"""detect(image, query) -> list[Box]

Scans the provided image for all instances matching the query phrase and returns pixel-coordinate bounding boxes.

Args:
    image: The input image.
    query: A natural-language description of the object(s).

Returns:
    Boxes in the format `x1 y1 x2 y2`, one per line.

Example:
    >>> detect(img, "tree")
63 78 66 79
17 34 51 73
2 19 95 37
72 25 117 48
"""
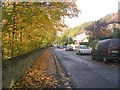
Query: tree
2 2 79 60
111 28 120 38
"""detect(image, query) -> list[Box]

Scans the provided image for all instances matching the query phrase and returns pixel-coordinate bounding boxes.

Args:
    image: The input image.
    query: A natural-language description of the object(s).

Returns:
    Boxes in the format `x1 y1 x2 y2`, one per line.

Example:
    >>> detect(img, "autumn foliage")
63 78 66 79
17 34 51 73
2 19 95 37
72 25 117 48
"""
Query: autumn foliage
2 2 79 60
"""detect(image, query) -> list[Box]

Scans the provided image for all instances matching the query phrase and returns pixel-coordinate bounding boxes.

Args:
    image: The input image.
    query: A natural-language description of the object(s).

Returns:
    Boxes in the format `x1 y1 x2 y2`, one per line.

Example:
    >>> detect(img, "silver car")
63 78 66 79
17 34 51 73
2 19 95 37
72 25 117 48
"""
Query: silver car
76 45 91 55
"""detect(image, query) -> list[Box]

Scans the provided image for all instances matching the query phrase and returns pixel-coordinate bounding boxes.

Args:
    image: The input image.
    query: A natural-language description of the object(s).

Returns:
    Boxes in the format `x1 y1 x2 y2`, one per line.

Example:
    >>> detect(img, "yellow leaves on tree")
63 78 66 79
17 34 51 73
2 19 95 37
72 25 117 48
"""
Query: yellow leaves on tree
2 2 80 60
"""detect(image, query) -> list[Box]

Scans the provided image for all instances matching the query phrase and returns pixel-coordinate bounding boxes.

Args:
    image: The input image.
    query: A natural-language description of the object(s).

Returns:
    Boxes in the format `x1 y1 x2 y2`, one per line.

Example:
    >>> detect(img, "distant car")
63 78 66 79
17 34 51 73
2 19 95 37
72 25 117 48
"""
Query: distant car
76 45 91 55
57 45 60 48
59 45 64 49
65 45 73 51
91 38 120 62
57 45 64 49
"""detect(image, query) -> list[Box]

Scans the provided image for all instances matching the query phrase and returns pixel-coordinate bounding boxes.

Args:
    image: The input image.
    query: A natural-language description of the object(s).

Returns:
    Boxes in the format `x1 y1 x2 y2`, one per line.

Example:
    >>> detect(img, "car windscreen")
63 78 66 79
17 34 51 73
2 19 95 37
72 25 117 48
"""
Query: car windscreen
67 46 72 48
109 39 120 50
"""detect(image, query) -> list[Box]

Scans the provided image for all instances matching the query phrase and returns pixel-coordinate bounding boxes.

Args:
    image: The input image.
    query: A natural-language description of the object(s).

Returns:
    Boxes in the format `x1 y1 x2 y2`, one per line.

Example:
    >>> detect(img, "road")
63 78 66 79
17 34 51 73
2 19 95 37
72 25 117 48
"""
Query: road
53 48 118 88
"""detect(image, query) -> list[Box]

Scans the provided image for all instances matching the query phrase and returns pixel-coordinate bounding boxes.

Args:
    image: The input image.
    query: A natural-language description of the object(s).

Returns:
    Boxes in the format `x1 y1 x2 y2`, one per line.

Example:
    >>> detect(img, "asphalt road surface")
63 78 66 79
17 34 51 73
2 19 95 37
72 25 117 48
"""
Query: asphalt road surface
53 48 118 88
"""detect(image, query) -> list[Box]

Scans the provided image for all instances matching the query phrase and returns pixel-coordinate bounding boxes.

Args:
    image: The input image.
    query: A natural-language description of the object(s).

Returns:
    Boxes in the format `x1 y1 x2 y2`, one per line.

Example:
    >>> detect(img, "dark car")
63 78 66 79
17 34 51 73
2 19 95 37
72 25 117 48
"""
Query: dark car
65 45 73 51
57 45 64 49
59 45 64 49
91 38 120 62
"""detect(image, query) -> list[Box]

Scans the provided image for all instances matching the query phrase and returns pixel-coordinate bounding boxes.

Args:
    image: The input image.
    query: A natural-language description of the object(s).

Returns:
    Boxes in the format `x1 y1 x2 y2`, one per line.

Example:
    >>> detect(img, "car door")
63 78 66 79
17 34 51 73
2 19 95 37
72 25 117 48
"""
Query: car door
92 43 99 59
109 39 120 58
92 42 104 59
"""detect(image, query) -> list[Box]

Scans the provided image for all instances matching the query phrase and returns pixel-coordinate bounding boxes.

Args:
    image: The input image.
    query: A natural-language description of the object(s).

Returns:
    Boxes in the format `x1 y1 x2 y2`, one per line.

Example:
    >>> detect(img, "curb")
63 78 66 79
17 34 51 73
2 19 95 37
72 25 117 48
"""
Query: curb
52 51 73 89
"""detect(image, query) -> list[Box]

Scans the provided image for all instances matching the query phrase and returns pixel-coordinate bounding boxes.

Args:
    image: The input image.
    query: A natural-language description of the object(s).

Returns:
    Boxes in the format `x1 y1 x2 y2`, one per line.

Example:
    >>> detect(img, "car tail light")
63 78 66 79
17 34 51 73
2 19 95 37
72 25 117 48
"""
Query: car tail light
108 49 111 55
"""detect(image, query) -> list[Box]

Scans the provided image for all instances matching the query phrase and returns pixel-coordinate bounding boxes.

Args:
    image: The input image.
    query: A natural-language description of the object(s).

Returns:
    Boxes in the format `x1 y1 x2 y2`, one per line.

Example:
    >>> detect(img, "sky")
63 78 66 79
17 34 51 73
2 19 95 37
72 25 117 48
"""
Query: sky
64 0 120 28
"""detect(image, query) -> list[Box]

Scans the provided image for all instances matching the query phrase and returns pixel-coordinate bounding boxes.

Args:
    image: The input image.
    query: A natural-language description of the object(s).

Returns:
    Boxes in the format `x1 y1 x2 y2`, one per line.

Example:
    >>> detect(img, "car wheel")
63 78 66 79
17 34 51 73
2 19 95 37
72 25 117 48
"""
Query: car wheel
76 51 78 54
103 58 108 63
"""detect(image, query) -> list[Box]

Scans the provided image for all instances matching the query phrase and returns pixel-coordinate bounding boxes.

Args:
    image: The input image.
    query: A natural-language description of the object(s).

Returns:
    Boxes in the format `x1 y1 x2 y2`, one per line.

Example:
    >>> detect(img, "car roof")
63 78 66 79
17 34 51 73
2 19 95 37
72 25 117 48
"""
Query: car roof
79 45 87 46
99 39 111 43
99 38 120 44
67 45 72 47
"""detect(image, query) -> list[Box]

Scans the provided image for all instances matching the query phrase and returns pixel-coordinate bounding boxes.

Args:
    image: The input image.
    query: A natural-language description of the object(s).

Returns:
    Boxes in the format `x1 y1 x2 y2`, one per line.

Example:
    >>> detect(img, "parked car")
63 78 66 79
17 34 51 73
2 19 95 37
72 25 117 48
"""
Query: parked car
59 45 64 49
57 45 60 48
76 45 91 55
91 38 120 62
57 45 64 49
65 45 73 51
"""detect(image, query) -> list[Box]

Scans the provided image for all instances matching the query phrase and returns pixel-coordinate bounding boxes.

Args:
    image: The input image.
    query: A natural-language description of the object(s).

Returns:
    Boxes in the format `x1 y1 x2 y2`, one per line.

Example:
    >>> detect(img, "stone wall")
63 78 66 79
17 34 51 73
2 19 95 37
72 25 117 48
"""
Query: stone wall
2 48 44 88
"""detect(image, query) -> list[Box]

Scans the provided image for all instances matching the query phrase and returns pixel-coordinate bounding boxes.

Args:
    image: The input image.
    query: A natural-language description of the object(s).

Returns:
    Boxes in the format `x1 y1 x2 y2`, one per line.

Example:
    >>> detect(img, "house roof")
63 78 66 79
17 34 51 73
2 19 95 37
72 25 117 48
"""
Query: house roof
107 13 119 24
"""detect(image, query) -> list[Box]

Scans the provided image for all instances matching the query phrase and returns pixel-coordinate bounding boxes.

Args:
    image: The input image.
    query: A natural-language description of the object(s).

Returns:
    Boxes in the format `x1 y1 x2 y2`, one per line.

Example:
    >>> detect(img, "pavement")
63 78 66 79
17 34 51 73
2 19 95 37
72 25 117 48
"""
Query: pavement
12 48 71 89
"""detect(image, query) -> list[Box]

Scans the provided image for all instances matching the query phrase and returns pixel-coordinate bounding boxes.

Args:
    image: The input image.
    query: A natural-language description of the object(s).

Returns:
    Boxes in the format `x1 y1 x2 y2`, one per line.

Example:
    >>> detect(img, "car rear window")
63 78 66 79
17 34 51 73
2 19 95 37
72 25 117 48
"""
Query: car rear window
109 39 120 50
97 40 111 50
67 46 72 48
79 45 88 49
